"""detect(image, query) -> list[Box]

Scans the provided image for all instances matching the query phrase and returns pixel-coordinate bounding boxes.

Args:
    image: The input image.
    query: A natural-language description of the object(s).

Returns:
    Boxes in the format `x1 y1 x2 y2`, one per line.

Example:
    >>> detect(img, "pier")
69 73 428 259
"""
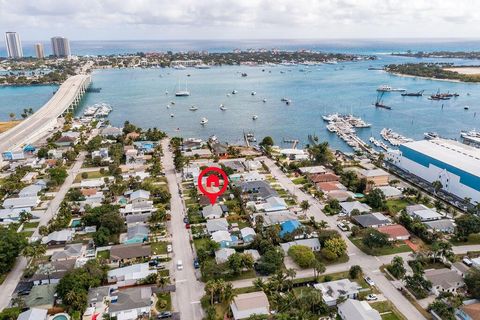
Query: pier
0 74 91 153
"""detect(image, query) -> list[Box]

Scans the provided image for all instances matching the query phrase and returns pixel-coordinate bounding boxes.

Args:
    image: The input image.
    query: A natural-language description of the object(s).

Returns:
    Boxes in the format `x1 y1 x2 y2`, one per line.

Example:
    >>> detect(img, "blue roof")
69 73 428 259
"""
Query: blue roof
23 145 35 152
279 220 301 237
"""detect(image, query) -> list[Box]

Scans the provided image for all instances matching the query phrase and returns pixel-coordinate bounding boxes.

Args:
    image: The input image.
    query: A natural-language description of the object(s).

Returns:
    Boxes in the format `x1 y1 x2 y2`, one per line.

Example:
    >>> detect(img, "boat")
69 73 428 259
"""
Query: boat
381 128 413 146
252 115 258 120
322 113 339 121
286 99 291 105
241 73 248 77
374 92 391 110
175 80 190 96
308 134 319 144
195 64 210 69
173 64 186 70
166 105 171 109
263 99 267 103
246 132 256 142
165 90 169 95
424 132 439 140
189 106 198 111
170 101 175 105
170 114 174 118
281 97 289 102
401 90 424 97
232 90 238 94
464 106 470 110
251 91 256 96
377 85 406 92
200 117 208 125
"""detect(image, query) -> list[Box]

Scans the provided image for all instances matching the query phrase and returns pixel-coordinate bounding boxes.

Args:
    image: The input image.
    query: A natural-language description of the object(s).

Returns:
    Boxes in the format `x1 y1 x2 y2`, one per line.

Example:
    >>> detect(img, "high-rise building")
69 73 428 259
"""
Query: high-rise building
34 43 45 59
51 36 71 57
5 32 23 59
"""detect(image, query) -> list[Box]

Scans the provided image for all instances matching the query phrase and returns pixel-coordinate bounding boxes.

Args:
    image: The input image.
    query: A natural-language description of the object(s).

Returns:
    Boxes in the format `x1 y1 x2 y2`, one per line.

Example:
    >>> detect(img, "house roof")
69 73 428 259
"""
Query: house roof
126 213 151 224
108 263 155 281
51 243 83 261
424 268 464 289
317 182 342 192
206 218 229 233
240 181 278 199
230 291 270 320
340 201 372 214
211 230 232 243
279 220 301 237
352 212 390 228
25 284 57 308
375 186 402 198
424 219 455 231
378 224 410 239
109 286 152 313
110 244 152 260
42 229 74 244
244 249 261 261
127 224 149 239
252 210 298 227
280 238 321 252
460 302 480 320
298 166 326 174
81 188 99 196
17 308 48 320
3 196 38 208
338 299 381 320
308 173 339 183
215 248 235 263
19 185 42 197
202 204 223 218
130 189 150 201
407 204 442 220
314 279 360 303
359 168 388 178
240 227 256 238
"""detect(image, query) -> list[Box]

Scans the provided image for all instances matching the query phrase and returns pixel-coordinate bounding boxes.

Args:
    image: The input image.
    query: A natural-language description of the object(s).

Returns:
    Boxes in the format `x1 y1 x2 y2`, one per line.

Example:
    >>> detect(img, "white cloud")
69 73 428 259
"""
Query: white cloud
1 0 480 39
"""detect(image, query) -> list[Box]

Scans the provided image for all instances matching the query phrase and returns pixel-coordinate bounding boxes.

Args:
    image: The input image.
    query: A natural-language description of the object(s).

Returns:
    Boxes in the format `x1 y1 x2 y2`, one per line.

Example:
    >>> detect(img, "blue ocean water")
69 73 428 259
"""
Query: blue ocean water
1 40 480 151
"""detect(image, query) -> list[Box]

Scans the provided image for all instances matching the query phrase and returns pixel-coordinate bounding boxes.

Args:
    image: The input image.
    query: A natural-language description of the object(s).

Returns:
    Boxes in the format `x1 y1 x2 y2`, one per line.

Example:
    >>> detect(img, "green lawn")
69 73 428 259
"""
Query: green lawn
292 176 307 185
159 269 170 277
223 270 257 281
74 170 105 182
315 253 349 266
349 237 412 256
371 301 406 320
23 221 39 229
151 241 169 255
18 231 34 238
451 234 480 246
156 292 172 311
97 250 110 260
386 198 412 214
193 238 210 251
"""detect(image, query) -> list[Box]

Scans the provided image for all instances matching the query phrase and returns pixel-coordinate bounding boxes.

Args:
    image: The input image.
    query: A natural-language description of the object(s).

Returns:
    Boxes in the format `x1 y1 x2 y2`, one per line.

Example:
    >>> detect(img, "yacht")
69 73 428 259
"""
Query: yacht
173 64 186 70
424 132 439 140
220 104 227 111
464 106 470 110
195 64 210 69
232 90 238 94
175 81 190 96
170 114 174 118
322 113 339 121
252 115 258 120
377 85 406 92
189 105 198 111
201 117 208 125
166 105 171 109
251 91 256 96
263 99 267 103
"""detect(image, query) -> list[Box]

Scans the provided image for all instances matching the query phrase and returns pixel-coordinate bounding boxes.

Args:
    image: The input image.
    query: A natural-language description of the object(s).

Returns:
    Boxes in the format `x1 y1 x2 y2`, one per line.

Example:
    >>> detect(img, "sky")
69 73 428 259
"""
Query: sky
1 0 480 40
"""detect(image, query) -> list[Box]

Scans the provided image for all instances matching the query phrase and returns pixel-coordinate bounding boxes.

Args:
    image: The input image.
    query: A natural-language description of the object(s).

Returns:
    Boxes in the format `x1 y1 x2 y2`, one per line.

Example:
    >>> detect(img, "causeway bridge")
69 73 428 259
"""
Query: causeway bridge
0 74 91 154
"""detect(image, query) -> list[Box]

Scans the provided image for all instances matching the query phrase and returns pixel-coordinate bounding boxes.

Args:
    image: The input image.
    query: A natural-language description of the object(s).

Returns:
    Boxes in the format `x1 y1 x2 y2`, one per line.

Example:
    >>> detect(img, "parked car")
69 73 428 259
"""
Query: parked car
183 217 189 224
194 259 200 269
364 276 375 286
157 311 172 319
366 294 378 301
337 222 349 232
463 257 473 266
177 260 183 270
167 244 173 253
185 223 191 229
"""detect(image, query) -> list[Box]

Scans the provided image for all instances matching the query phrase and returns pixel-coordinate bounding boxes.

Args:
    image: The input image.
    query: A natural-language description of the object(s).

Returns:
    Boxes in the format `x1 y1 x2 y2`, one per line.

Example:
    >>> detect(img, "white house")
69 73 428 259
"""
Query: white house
424 268 465 296
206 218 229 234
109 286 153 320
107 263 156 287
17 308 48 320
338 299 381 320
406 204 442 221
230 291 270 320
339 201 371 216
3 196 39 209
280 238 321 252
202 204 223 219
314 279 360 306
215 248 236 264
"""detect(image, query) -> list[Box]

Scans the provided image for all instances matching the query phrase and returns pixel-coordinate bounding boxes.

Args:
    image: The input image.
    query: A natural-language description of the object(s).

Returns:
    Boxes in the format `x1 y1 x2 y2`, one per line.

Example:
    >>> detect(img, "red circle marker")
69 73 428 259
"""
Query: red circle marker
198 167 229 205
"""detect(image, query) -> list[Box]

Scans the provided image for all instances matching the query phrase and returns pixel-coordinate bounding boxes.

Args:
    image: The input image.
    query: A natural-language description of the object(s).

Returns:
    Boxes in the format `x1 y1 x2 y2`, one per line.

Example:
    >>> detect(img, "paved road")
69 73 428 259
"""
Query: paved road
0 75 90 153
161 139 204 320
260 157 427 320
0 152 86 310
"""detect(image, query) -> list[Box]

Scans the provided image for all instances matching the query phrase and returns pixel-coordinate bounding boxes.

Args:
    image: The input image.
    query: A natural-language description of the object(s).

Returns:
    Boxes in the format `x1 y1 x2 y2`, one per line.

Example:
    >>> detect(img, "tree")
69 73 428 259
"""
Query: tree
465 268 480 299
9 113 15 121
387 256 406 279
455 214 480 240
349 265 363 279
0 226 26 273
300 200 310 213
312 260 326 279
48 167 68 186
93 227 111 246
428 300 455 320
365 188 387 210
432 180 443 194
227 253 244 275
259 136 274 148
288 245 316 268
256 248 284 275
22 241 47 261
308 142 333 165
323 237 347 258
362 228 390 249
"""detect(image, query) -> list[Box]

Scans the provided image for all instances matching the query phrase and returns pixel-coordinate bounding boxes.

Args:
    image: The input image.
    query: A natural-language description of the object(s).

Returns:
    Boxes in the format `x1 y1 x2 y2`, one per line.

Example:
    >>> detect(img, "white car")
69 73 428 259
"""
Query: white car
364 276 375 286
366 294 378 301
167 245 173 253
177 260 183 270
337 222 349 232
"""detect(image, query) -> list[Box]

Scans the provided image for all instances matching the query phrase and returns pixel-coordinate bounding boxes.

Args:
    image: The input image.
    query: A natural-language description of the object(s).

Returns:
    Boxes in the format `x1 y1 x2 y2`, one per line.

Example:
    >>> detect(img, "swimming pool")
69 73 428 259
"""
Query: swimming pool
70 218 81 227
51 313 70 320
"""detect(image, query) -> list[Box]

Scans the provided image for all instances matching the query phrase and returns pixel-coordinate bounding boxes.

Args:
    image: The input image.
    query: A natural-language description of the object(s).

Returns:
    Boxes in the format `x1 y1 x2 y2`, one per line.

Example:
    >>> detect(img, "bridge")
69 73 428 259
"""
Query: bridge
0 74 91 154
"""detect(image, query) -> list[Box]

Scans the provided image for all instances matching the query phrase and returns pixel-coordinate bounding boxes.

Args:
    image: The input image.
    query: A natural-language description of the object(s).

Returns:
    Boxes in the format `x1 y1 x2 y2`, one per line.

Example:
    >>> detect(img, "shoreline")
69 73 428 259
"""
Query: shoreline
388 72 465 83
0 120 22 133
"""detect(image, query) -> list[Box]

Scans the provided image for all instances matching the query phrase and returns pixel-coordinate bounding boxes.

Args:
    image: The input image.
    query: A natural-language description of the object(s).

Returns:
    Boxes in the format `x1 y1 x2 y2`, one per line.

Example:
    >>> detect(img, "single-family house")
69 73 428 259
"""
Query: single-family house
254 196 287 212
206 218 229 234
455 302 480 320
221 160 245 172
211 230 237 248
244 249 261 262
230 291 270 320
406 204 442 221
375 186 402 199
110 244 152 265
279 148 308 161
25 284 57 310
452 262 471 278
30 259 76 285
124 224 149 244
215 248 236 264
424 219 456 233
252 210 298 227
20 172 38 184
244 160 262 171
51 243 83 261
338 299 381 320
313 279 360 306
202 204 224 219
377 224 410 241
109 286 153 320
352 212 390 228
340 201 371 216
327 190 356 202
107 263 156 287
280 238 321 252
81 178 106 188
3 196 39 209
19 185 43 198
299 166 326 175
358 168 389 190
308 173 339 184
241 181 278 201
91 148 110 162
100 126 123 137
240 227 256 243
424 268 465 296
42 229 74 245
279 220 302 238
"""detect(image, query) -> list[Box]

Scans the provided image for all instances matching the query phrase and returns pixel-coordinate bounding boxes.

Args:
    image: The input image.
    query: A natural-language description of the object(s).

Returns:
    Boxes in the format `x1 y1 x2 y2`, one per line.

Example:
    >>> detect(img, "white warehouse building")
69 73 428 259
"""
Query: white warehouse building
387 139 480 203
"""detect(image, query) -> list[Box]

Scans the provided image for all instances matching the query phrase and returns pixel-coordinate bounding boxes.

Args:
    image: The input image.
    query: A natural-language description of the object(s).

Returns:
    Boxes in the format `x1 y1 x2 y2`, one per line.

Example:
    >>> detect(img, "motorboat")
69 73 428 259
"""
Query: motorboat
201 117 208 125
251 91 256 96
252 115 258 120
189 106 198 111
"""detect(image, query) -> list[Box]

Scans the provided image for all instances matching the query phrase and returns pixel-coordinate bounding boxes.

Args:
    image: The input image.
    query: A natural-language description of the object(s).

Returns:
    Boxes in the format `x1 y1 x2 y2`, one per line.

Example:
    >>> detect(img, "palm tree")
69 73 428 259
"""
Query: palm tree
22 242 47 261
312 260 326 279
432 180 443 194
300 200 310 213
204 280 217 305
156 273 170 289
317 220 329 230
9 113 15 121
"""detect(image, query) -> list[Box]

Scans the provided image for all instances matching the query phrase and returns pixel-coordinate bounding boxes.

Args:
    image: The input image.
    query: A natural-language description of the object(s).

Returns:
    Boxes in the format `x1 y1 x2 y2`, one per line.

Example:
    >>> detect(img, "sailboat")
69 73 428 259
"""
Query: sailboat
175 80 190 96
374 92 391 110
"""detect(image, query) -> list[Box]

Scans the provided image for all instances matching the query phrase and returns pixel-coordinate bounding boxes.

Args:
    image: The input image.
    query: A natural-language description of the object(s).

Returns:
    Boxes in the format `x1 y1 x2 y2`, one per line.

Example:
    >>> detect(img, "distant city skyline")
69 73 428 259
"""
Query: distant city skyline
1 0 480 41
